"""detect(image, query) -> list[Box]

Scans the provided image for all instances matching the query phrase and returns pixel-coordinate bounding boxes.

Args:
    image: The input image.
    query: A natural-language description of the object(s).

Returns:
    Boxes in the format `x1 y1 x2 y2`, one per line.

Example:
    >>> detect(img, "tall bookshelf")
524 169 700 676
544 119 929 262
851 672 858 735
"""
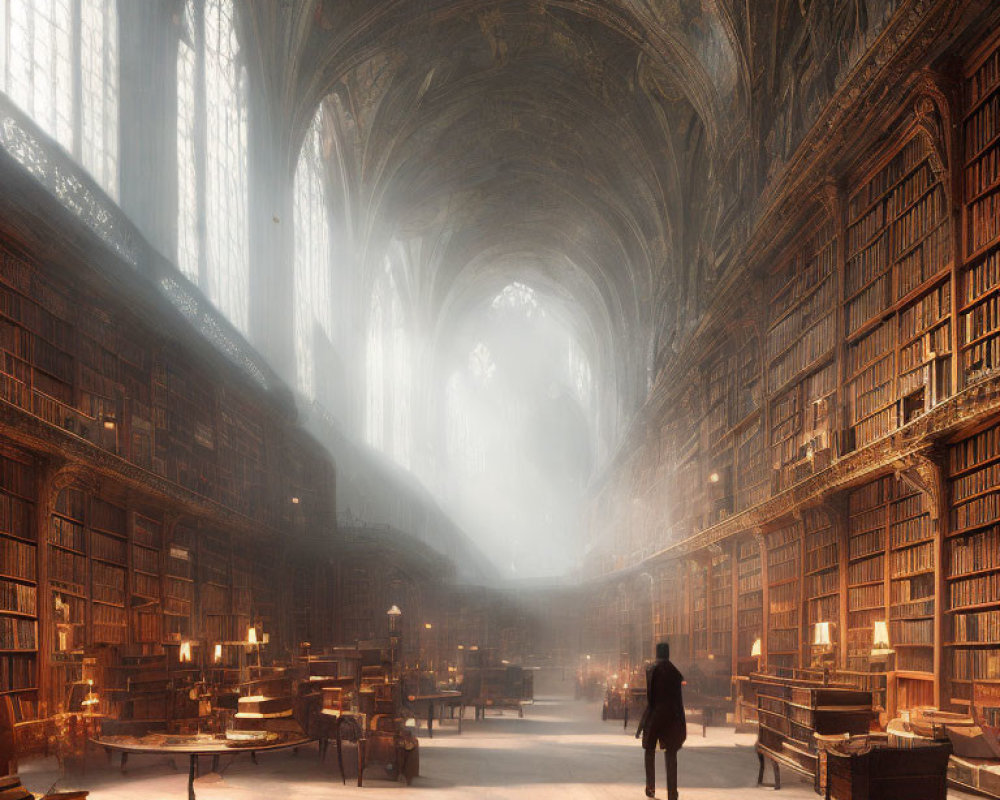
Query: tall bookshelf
766 220 838 493
89 497 128 645
0 448 37 720
735 417 769 511
846 477 889 669
887 482 935 674
948 422 1000 707
49 488 87 655
709 552 732 661
131 512 162 647
736 539 763 662
844 132 953 450
163 525 194 642
199 528 235 643
690 563 708 659
765 522 802 669
962 32 1000 383
803 508 839 660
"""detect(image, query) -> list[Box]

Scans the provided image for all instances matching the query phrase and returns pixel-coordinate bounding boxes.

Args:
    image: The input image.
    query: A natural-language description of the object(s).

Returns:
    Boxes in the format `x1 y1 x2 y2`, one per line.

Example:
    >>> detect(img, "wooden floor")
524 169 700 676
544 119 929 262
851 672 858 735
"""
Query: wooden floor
18 696 980 800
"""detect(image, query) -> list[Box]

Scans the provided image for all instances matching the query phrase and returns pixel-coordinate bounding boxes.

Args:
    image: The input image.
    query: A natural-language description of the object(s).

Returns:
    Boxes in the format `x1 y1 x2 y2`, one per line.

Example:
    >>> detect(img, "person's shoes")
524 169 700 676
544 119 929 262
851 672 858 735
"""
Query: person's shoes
645 789 655 798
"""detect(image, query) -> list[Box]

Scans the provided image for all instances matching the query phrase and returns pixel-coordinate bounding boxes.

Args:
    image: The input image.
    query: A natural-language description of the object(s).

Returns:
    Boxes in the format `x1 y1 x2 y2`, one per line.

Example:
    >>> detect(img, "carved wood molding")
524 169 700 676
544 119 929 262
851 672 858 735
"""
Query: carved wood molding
892 445 948 520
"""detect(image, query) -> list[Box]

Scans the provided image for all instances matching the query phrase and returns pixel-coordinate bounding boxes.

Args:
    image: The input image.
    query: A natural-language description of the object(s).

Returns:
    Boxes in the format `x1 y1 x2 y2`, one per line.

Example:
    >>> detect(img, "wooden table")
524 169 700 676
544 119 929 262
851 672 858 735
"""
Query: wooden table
404 692 464 738
91 734 313 800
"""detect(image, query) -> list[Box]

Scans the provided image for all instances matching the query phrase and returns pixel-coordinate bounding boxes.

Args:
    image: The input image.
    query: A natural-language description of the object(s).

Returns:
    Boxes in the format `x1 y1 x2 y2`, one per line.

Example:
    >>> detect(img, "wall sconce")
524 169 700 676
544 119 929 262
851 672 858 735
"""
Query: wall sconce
102 416 116 431
750 638 762 658
386 604 402 633
469 645 479 651
290 496 300 504
213 643 223 663
424 623 433 630
261 632 269 644
247 626 258 645
179 641 192 663
708 472 720 484
457 645 464 650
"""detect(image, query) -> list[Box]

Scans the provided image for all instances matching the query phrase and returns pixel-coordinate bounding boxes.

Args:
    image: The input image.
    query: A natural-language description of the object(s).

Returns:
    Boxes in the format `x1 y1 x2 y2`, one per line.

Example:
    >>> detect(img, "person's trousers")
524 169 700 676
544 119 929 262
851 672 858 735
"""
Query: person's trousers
644 747 678 800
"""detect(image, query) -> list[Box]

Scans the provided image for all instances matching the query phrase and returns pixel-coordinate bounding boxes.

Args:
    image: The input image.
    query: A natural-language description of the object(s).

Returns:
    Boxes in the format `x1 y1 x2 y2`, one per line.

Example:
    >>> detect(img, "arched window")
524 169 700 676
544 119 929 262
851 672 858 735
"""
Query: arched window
293 106 332 399
365 249 411 468
176 0 248 333
1 0 118 197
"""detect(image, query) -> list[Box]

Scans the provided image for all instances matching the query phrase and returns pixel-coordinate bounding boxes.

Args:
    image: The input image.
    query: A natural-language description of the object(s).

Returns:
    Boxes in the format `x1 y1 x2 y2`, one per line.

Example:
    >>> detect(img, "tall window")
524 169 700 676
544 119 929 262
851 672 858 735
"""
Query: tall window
1 0 118 198
365 249 412 468
177 0 248 334
293 106 332 399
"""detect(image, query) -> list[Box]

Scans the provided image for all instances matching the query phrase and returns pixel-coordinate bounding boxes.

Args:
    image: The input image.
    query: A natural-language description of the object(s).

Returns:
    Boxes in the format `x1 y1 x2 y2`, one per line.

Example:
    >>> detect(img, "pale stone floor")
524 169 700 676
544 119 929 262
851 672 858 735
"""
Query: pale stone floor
19 697 980 799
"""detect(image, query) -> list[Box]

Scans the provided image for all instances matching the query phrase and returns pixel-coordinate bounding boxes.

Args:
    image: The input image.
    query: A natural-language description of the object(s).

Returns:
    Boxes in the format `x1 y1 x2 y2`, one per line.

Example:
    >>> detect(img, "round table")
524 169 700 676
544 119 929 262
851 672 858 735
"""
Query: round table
91 734 314 800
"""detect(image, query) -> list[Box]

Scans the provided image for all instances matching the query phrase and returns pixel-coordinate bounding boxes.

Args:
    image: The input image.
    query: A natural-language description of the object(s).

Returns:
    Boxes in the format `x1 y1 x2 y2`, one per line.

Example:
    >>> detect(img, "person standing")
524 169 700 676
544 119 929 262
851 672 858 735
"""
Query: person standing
636 642 686 799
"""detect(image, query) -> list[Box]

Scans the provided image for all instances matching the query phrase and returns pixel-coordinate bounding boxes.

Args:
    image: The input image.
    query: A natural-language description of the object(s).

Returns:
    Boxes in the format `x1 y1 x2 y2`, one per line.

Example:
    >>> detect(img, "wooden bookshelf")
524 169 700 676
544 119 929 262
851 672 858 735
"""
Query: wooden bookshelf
844 130 954 450
737 538 763 663
963 32 1000 386
846 477 889 669
765 523 802 669
803 507 839 660
709 551 732 661
766 220 838 493
948 421 1000 707
690 563 709 660
0 447 37 722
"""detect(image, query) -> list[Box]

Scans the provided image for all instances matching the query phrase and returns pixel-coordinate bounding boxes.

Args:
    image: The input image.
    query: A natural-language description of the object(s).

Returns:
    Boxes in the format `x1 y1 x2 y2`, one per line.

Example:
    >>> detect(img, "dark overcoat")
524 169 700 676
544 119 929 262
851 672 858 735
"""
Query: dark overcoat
640 659 686 751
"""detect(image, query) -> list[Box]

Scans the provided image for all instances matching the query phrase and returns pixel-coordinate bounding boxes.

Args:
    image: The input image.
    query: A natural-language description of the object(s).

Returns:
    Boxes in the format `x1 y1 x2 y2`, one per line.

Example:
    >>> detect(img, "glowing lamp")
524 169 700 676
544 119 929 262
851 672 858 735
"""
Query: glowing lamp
872 621 891 652
424 623 433 630
708 472 720 483
290 497 300 504
813 622 833 647
750 638 762 658
179 641 192 663
213 643 223 663
247 626 258 645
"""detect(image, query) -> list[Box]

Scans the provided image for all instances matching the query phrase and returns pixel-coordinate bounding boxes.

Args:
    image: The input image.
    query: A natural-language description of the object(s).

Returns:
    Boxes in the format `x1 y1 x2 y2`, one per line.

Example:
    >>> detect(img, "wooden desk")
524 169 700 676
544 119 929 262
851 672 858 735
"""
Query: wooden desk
403 692 464 737
92 733 312 800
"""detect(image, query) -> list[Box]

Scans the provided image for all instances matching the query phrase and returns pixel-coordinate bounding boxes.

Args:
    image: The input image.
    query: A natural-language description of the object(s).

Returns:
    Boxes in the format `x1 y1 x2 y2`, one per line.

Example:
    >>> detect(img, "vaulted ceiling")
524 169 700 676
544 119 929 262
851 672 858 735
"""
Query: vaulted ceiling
238 0 901 446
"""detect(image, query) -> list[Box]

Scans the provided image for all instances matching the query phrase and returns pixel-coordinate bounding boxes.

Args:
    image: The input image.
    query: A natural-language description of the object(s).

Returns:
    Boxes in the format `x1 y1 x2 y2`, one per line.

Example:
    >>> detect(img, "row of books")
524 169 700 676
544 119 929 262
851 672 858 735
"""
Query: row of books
768 313 835 392
848 553 884 585
848 526 885 559
132 570 159 598
949 570 1000 608
846 254 888 329
846 362 894 420
900 282 951 341
954 608 1000 642
953 464 1000 505
808 594 839 625
0 536 36 581
847 162 937 255
0 579 35 615
806 543 838 573
849 476 892 514
766 275 836 363
951 424 1000 474
968 189 1000 254
48 548 85 590
92 562 125 605
93 602 126 627
90 497 126 535
952 490 1000 532
806 569 839 597
849 137 928 220
891 490 927 521
50 515 84 551
768 223 837 315
961 291 1000 343
952 648 1000 680
848 321 894 376
768 557 799 584
0 492 33 541
969 48 1000 108
849 583 884 611
0 653 34 690
892 571 935 603
890 618 933 645
962 335 1000 377
967 250 1000 309
966 140 1000 203
890 597 935 619
950 525 1000 576
0 616 35 648
889 189 947 260
133 514 162 549
966 90 1000 160
890 515 934 548
895 224 952 303
768 629 798 652
889 541 935 576
134 610 161 643
769 583 799 613
851 403 897 447
91 530 127 564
